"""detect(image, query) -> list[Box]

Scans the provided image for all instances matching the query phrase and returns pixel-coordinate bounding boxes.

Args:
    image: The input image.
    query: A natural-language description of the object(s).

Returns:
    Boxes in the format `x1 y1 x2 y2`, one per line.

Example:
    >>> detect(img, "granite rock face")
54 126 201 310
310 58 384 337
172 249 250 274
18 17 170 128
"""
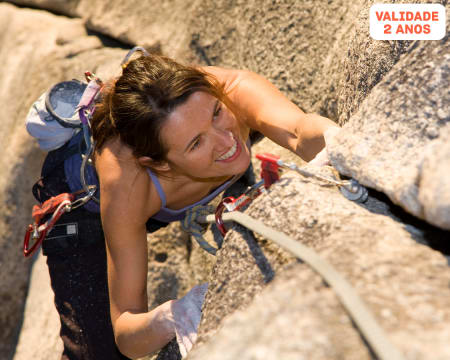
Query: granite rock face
1 1 449 360
6 0 442 119
181 0 368 117
12 254 63 360
189 173 450 360
418 124 450 230
146 222 215 311
6 0 200 59
6 0 80 17
0 4 124 358
328 33 450 229
144 222 215 360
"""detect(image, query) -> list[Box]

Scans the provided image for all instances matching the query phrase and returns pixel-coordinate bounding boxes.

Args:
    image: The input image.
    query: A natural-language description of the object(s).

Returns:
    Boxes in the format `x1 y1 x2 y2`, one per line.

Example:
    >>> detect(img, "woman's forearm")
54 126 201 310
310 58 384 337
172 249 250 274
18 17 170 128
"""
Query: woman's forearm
114 300 175 359
294 113 340 162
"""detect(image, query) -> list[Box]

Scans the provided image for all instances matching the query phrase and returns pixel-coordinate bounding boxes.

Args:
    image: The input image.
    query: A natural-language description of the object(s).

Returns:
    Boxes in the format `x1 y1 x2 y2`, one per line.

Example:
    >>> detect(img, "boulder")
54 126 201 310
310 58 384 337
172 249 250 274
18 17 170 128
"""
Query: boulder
328 32 450 229
5 0 199 59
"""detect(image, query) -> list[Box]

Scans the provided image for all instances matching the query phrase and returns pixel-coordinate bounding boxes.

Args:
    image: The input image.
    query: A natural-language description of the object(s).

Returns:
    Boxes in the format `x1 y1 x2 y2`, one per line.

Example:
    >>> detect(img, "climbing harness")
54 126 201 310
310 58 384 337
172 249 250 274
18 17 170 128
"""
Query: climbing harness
23 46 152 257
183 156 404 360
23 73 102 257
23 46 157 257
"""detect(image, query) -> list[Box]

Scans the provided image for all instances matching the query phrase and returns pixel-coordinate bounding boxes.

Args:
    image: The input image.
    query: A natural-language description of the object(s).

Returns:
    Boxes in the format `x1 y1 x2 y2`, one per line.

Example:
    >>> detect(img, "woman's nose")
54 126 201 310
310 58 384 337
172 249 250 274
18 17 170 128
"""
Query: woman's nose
213 129 234 151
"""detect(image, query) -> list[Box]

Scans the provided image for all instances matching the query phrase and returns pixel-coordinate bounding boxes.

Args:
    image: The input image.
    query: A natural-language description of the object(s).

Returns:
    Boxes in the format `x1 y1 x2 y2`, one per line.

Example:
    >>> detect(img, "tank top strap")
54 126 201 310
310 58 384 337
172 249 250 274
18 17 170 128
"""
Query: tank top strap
146 168 167 207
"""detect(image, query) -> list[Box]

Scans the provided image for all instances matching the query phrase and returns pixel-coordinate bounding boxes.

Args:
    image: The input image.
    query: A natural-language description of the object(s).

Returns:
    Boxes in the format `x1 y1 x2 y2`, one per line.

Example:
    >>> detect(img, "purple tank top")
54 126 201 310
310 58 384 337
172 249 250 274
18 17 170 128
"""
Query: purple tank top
147 169 240 222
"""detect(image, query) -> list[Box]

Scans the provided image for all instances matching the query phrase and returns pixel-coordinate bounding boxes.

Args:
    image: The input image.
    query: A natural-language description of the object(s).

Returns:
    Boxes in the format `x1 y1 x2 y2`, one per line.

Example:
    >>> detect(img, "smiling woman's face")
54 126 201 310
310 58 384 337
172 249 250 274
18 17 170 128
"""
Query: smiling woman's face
160 91 251 180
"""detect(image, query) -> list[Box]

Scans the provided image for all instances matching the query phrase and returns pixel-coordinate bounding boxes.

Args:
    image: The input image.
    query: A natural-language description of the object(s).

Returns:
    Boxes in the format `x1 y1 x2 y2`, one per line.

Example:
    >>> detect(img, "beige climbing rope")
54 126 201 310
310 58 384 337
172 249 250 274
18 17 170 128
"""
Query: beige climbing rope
197 211 405 360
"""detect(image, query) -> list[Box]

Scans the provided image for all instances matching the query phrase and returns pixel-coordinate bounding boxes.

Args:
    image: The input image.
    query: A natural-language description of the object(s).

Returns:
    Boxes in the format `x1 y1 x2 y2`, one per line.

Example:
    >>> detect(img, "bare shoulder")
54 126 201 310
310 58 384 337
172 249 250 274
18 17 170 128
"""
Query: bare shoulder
95 139 162 225
199 66 248 94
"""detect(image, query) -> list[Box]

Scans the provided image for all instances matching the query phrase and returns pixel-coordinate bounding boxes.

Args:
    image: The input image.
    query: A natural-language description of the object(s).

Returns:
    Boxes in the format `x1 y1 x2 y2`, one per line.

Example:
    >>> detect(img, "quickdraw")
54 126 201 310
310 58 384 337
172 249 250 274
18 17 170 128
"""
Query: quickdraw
214 152 368 236
23 193 74 257
23 187 97 257
215 180 265 236
214 153 281 235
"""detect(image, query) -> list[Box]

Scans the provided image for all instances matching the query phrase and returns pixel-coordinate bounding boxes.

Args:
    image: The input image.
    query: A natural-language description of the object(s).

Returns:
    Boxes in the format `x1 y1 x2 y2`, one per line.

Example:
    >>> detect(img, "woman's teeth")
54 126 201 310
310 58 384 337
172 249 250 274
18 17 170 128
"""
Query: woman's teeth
217 138 237 161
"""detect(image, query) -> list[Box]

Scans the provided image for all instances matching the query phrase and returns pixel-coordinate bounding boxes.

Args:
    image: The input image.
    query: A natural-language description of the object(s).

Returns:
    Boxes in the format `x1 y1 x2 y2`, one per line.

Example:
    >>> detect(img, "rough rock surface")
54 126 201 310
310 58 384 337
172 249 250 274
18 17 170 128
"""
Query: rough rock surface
189 173 450 360
140 222 215 360
13 253 63 360
6 0 199 59
6 0 80 17
0 3 124 358
6 0 442 118
1 1 449 360
328 33 450 229
146 221 215 313
418 124 450 230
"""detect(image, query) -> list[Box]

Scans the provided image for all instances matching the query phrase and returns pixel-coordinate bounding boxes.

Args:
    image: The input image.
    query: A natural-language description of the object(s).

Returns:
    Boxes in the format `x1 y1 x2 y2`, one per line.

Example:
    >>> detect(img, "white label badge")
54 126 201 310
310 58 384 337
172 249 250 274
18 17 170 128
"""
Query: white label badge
370 3 446 40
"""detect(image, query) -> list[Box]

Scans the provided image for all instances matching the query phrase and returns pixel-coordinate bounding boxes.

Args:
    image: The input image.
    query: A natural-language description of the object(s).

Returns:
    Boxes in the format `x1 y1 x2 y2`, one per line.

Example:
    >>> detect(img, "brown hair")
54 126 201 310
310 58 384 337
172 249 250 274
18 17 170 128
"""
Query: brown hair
91 53 227 169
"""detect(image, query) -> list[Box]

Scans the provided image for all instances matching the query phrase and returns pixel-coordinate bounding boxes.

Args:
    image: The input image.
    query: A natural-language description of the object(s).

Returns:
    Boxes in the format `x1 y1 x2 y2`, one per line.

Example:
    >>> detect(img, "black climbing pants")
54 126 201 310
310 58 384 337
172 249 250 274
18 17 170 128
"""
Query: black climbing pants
45 220 127 360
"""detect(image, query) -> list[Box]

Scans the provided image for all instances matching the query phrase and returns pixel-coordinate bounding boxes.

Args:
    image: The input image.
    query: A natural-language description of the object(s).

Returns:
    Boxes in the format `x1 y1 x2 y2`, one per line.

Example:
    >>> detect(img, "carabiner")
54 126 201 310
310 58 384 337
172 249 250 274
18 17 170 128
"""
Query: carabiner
69 185 97 210
121 46 150 69
215 198 235 236
23 197 72 257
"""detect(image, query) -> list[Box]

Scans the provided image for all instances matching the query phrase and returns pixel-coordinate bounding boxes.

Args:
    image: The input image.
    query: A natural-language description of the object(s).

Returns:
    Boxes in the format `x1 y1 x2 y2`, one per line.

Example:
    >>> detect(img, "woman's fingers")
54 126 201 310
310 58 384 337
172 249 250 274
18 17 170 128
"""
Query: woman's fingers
323 126 341 144
189 283 208 310
308 147 330 166
171 283 209 357
309 126 341 166
174 313 197 358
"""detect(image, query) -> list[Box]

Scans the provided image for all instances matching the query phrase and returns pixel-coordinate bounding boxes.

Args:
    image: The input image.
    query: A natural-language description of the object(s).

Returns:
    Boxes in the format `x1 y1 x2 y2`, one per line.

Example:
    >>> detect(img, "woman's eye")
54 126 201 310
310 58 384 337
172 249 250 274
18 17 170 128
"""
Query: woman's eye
191 139 200 151
213 105 222 118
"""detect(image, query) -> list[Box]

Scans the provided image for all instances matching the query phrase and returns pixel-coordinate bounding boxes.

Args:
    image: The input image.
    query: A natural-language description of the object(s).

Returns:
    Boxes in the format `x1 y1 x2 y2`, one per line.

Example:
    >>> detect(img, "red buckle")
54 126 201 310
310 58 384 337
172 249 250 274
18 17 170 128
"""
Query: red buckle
255 153 281 188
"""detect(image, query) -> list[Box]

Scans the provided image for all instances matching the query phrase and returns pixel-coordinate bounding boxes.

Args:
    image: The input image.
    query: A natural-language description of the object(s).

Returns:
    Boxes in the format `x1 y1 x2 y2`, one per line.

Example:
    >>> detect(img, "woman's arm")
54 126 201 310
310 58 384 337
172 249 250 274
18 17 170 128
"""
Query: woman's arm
96 148 174 359
202 66 339 162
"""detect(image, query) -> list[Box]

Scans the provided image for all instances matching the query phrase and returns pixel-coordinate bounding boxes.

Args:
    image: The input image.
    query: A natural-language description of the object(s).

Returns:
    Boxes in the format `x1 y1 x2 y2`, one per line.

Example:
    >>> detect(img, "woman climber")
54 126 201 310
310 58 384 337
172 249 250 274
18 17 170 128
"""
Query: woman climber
37 51 339 359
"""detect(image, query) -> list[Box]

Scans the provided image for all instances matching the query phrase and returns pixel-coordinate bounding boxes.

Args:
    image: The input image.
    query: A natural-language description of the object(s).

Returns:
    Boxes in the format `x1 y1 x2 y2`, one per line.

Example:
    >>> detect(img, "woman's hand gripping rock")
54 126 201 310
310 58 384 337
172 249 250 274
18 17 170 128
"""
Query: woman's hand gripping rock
308 126 341 166
169 283 208 358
